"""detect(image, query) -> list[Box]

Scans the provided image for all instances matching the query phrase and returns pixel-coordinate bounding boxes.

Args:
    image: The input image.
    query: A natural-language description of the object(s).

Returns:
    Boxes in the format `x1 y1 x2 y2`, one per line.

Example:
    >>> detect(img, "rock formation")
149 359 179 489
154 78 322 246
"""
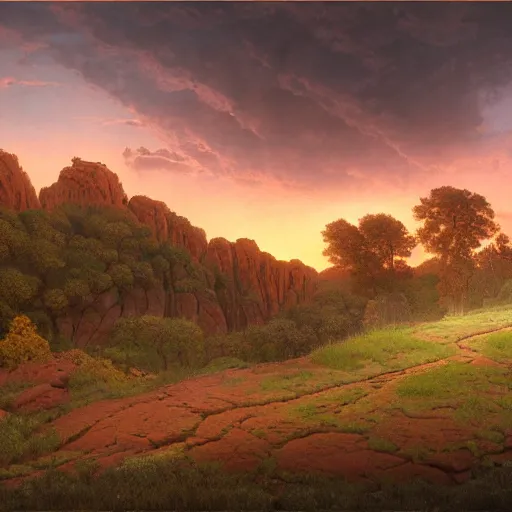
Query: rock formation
39 157 128 211
0 154 319 344
207 238 318 331
0 150 40 211
128 195 207 261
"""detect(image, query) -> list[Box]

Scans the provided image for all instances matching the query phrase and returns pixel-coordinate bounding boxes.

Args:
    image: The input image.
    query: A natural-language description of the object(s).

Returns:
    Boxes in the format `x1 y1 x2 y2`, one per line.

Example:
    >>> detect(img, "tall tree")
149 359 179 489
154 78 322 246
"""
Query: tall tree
358 214 416 271
413 186 499 314
322 214 416 297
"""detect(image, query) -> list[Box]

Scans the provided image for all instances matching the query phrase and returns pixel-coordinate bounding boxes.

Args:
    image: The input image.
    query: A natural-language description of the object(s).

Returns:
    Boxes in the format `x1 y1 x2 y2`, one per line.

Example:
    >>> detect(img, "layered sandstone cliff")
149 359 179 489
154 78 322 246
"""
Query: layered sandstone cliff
0 150 40 211
0 154 318 344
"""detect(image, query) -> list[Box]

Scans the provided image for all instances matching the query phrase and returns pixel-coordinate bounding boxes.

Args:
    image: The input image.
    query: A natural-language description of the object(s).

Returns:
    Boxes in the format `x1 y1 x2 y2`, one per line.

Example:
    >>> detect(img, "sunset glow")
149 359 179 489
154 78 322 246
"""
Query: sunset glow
2 2 512 270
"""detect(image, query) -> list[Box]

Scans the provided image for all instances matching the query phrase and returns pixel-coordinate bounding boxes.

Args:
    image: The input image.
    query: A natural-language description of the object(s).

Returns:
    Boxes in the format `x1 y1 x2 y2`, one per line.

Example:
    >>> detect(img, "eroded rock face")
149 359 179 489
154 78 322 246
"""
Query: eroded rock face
206 237 318 331
0 150 40 211
3 153 319 342
128 195 208 260
39 158 128 211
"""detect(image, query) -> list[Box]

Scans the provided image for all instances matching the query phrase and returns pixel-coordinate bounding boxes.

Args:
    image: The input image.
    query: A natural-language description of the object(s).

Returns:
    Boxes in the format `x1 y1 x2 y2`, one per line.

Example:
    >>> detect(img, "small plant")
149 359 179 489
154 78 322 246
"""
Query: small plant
367 437 399 453
0 315 51 369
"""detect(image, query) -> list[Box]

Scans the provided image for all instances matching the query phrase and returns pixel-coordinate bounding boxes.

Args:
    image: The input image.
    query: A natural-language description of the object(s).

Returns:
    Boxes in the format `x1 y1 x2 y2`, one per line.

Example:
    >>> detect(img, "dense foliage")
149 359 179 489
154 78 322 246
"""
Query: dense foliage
0 205 207 344
323 186 512 320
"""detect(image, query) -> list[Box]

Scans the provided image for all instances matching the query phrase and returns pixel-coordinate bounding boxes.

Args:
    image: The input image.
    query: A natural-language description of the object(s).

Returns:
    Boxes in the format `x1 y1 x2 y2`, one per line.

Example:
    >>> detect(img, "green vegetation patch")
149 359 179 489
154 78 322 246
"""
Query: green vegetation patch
367 437 399 453
260 371 315 393
466 329 512 363
0 380 34 411
257 369 358 398
287 387 371 431
413 304 512 344
5 454 512 511
311 328 454 372
0 413 61 466
394 362 512 425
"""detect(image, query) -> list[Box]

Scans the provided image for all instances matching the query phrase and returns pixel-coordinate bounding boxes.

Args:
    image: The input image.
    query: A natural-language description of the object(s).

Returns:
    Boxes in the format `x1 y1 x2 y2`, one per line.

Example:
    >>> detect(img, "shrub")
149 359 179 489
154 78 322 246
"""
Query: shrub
240 319 319 363
68 356 128 390
107 316 205 372
0 315 51 369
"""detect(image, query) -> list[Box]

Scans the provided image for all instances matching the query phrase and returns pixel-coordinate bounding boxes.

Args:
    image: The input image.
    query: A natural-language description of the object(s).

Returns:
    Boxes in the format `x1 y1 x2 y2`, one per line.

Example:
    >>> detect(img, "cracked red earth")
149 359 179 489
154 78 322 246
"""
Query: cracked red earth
1 328 512 489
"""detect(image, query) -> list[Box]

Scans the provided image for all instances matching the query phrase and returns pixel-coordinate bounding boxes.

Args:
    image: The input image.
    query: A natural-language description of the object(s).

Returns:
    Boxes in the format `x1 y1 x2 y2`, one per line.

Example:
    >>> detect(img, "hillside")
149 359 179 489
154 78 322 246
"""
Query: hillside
0 151 318 345
0 305 512 509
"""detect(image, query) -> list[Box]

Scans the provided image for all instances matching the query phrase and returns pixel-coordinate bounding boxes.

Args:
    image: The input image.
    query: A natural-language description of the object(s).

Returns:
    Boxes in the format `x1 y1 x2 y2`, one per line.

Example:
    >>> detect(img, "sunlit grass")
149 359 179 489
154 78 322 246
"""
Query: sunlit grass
393 362 512 425
413 304 512 343
311 328 455 372
466 330 512 363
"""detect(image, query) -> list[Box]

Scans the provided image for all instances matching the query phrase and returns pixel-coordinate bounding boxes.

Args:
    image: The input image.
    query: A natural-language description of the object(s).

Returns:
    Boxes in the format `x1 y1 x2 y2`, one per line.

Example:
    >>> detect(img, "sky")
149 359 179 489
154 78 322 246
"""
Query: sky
1 2 512 272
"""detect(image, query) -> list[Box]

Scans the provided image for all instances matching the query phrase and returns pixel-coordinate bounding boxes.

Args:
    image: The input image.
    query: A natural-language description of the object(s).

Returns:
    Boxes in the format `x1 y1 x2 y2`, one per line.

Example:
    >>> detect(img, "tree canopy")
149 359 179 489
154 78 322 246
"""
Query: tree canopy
322 213 416 297
412 186 499 314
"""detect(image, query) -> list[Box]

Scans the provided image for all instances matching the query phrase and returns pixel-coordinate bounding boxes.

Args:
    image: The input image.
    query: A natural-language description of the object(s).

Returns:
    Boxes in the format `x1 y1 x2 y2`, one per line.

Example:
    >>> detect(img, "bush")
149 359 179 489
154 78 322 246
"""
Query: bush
0 315 52 369
240 319 319 363
68 355 128 390
107 316 205 372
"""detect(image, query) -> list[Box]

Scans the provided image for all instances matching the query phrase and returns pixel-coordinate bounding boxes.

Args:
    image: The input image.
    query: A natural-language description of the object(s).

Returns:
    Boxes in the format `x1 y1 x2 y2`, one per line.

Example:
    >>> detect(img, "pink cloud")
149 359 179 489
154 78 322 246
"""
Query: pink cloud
0 76 60 88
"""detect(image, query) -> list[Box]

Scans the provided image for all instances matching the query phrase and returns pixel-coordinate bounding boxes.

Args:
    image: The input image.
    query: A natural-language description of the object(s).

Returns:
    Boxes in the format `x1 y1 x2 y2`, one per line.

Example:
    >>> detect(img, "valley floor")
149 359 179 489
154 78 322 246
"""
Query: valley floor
1 306 512 510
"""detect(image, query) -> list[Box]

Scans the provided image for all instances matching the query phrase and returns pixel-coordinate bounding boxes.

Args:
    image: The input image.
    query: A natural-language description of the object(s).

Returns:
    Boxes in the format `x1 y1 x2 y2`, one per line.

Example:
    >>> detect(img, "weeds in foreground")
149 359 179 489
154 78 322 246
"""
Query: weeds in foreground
0 414 60 467
2 456 512 511
0 381 33 411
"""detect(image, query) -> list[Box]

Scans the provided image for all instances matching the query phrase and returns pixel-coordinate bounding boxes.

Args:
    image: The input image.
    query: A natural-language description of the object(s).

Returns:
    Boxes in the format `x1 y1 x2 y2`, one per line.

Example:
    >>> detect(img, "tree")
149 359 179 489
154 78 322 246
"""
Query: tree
322 214 416 297
358 214 416 271
413 186 499 314
469 232 512 306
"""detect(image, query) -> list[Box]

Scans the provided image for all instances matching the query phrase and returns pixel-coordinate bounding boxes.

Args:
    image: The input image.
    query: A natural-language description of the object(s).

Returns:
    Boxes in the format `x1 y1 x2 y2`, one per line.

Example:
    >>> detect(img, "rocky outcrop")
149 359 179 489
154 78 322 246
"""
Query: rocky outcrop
206 238 318 331
0 154 319 342
39 158 128 211
0 150 40 211
128 195 207 261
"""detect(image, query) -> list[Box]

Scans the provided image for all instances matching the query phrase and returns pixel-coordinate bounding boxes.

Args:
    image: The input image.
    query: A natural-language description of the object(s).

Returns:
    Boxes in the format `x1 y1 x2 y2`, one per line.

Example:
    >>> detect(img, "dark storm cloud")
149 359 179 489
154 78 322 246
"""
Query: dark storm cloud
2 2 512 189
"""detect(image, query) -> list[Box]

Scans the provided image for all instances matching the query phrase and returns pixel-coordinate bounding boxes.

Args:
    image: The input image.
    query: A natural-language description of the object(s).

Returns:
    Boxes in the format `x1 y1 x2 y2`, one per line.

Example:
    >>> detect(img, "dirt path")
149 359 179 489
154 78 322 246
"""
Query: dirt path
3 325 512 488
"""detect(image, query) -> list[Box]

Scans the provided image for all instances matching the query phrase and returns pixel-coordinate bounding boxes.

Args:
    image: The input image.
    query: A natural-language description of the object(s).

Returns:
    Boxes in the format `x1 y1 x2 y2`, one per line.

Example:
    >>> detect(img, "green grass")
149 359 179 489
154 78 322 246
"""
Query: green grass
466 330 512 363
260 371 314 392
289 387 367 419
311 327 455 372
0 414 61 466
413 304 512 343
395 362 510 400
394 362 512 425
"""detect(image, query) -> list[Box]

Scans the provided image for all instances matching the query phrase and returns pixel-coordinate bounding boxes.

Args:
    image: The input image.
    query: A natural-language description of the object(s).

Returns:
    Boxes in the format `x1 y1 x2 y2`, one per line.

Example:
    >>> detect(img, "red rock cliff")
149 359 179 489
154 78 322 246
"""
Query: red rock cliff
206 237 318 331
39 158 128 211
128 195 207 261
5 155 318 341
0 150 40 211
